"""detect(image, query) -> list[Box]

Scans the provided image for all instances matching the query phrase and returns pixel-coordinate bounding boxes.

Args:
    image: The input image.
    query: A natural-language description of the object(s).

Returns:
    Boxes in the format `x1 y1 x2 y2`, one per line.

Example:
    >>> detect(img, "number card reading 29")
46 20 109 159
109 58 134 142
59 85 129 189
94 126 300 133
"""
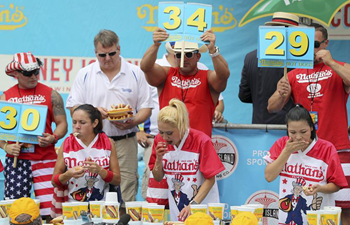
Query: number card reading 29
258 26 315 69
0 101 48 144
158 2 212 44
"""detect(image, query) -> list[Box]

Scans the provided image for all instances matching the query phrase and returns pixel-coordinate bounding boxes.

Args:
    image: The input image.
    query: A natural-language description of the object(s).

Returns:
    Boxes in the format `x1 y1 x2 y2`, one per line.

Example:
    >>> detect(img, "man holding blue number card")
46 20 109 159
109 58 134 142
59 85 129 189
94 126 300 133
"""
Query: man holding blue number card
141 28 230 137
268 24 350 225
0 52 68 219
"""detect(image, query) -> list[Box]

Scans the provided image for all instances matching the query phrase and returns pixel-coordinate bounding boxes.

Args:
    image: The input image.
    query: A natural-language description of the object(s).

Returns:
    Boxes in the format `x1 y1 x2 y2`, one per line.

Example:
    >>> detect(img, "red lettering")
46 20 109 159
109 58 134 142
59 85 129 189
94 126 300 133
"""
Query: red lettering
40 58 48 81
63 59 73 81
81 59 96 68
331 8 341 27
51 59 60 81
345 4 350 27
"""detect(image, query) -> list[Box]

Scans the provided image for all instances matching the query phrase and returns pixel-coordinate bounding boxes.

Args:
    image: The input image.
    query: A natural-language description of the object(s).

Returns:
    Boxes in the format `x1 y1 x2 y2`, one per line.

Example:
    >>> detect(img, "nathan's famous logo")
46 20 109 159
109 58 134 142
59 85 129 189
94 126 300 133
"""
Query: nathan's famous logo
212 135 238 180
246 190 279 225
137 4 237 32
0 3 27 30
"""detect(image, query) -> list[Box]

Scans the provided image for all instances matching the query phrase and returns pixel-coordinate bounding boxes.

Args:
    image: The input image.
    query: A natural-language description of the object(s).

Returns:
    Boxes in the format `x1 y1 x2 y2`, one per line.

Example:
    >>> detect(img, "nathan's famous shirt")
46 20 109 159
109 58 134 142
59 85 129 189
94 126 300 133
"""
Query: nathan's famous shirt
264 136 347 225
149 128 224 221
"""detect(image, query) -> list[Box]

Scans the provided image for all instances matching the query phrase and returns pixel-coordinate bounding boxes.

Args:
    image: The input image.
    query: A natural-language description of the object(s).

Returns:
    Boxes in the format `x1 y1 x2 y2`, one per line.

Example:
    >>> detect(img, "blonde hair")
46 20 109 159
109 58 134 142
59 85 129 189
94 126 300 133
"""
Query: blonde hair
158 98 189 137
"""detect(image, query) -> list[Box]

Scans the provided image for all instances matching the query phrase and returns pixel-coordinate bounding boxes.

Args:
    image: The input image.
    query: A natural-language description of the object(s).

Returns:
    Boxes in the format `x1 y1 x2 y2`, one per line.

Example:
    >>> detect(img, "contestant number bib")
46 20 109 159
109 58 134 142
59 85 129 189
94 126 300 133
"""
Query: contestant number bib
0 101 48 144
258 27 315 69
158 2 212 44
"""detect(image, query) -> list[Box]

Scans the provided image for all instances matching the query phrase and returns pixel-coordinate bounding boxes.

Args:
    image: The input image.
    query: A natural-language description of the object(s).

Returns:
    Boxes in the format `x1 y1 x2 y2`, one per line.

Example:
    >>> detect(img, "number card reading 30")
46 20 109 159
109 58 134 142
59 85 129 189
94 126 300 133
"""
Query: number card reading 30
158 2 212 44
0 101 48 144
258 26 315 69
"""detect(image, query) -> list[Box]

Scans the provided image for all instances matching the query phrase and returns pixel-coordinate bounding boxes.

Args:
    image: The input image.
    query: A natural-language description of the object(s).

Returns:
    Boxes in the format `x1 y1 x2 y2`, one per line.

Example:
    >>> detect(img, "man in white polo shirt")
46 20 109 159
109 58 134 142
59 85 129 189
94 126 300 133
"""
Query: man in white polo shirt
66 29 153 206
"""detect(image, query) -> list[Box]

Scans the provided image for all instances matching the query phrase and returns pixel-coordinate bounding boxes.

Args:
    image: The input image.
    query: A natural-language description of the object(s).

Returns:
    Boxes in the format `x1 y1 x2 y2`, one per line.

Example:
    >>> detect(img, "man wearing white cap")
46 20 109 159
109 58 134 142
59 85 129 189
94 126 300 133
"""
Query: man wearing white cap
0 52 68 218
239 12 297 124
141 29 230 137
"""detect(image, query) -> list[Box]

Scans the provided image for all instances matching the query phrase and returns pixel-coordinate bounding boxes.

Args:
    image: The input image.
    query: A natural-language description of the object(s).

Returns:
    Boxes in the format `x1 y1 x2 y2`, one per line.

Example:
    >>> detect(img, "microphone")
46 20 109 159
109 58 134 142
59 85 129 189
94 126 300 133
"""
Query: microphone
116 214 131 225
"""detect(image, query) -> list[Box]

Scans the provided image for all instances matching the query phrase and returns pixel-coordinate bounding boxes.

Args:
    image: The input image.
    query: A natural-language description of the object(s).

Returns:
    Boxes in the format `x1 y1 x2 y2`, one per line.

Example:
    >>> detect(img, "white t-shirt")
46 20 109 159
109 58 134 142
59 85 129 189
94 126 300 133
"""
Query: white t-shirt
66 57 153 136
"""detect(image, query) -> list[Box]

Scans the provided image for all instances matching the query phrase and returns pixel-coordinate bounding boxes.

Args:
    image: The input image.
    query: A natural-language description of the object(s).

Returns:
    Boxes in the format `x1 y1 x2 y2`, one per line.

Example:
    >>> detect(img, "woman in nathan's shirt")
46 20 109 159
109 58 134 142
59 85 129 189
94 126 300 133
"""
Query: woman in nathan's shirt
264 104 347 225
51 104 121 202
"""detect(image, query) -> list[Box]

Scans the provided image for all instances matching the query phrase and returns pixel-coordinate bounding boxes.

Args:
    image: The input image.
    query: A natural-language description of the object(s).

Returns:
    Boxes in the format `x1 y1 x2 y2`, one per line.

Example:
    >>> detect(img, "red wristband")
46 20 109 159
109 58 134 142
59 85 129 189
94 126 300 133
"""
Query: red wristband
53 134 58 144
103 170 114 183
53 174 64 187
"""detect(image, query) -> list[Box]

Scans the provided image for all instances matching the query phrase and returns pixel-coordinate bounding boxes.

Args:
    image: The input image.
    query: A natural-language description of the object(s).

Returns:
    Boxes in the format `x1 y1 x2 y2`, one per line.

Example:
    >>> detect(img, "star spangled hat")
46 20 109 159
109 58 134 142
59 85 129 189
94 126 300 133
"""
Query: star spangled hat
5 52 42 77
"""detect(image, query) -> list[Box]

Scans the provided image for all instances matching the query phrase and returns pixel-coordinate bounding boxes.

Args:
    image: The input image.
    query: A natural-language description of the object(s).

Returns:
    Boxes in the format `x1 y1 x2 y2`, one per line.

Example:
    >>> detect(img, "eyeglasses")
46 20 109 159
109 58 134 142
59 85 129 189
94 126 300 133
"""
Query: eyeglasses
314 40 326 48
97 51 117 58
175 51 199 59
19 69 40 77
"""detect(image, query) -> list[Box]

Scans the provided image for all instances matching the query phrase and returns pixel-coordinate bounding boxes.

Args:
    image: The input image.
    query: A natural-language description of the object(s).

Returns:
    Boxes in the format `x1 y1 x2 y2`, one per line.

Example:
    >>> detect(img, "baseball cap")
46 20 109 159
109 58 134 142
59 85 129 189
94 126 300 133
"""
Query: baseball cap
166 41 208 54
265 12 299 27
5 52 42 77
185 212 214 225
231 212 258 225
9 197 40 224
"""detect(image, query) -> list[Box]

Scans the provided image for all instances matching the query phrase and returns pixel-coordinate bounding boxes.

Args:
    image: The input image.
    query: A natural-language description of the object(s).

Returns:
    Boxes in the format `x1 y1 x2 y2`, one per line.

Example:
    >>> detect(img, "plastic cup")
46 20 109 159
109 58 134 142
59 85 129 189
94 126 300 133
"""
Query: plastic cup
142 202 157 222
208 203 225 221
77 202 88 219
89 201 104 220
320 210 338 225
103 201 119 223
190 204 207 215
126 201 142 224
237 206 255 214
62 202 79 220
244 204 264 222
307 210 322 225
230 206 239 221
323 206 341 225
63 220 77 225
148 204 165 223
105 192 119 202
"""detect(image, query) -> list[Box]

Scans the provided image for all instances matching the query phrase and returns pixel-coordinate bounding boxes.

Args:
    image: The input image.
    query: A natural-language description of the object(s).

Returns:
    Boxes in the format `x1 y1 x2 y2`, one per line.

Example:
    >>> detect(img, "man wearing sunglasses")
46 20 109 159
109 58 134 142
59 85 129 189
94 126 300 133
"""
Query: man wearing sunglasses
141 28 230 138
0 52 68 220
66 29 153 207
268 23 350 225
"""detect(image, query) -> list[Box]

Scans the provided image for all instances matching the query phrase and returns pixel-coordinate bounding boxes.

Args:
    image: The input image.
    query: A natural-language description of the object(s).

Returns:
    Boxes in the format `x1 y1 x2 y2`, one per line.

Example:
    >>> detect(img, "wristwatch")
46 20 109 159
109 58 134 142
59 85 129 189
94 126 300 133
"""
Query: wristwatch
209 46 220 58
190 200 198 205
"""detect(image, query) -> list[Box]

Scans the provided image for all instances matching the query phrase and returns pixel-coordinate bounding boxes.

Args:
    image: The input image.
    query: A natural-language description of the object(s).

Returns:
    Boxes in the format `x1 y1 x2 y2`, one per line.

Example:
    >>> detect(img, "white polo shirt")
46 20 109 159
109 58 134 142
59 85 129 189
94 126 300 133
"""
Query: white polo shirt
66 56 153 136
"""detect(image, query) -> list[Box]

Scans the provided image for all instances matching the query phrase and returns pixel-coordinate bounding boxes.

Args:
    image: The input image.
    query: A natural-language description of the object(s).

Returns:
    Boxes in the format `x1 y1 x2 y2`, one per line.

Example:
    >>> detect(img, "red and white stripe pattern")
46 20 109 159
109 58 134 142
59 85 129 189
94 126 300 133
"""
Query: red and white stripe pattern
31 159 56 216
5 52 39 75
50 186 69 218
146 172 169 206
335 150 350 208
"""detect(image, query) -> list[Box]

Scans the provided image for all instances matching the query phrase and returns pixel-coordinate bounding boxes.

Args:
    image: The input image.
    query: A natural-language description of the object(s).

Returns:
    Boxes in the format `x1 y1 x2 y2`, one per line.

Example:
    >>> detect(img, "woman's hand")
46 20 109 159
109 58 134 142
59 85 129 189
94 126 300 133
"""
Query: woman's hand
178 205 191 222
67 166 85 179
284 137 309 154
303 184 321 196
155 142 168 160
84 160 103 174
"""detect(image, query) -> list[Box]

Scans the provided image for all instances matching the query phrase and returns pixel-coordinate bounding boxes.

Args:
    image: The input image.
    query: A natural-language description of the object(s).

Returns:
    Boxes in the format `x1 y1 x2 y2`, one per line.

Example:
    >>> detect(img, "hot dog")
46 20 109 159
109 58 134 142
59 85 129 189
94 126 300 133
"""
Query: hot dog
105 205 118 219
128 208 141 221
0 205 7 218
73 210 79 220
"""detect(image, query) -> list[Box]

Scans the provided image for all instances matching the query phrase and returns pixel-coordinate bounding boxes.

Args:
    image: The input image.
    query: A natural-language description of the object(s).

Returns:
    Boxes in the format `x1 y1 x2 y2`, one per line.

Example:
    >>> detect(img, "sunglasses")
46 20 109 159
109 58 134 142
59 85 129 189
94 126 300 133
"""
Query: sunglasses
175 51 199 59
20 69 40 77
314 40 326 48
97 51 117 58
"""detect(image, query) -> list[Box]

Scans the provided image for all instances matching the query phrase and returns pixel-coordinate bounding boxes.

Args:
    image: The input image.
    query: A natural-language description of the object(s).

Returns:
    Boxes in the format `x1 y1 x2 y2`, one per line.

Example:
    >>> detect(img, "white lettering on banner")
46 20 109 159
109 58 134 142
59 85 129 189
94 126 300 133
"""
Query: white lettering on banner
7 94 46 104
247 150 268 166
282 163 325 181
0 54 141 94
170 76 201 89
329 4 350 40
295 70 333 83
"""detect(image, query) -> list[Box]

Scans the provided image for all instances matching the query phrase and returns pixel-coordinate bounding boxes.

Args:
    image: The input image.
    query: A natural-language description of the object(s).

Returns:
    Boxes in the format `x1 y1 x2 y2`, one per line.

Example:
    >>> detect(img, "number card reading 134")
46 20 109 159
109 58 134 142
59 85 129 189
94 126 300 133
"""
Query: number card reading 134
258 26 315 69
158 2 212 44
0 101 48 144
